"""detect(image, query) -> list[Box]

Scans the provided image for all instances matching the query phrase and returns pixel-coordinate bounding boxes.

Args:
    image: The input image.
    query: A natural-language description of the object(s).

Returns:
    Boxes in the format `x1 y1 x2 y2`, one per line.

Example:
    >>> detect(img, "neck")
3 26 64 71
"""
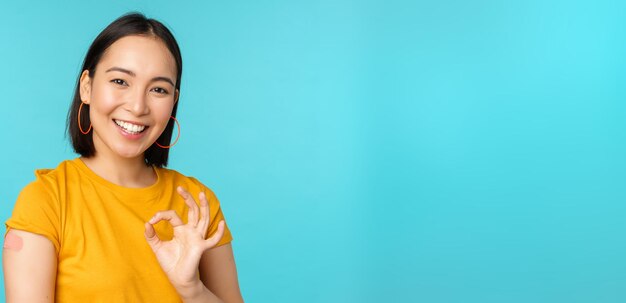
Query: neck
82 135 157 188
82 155 154 187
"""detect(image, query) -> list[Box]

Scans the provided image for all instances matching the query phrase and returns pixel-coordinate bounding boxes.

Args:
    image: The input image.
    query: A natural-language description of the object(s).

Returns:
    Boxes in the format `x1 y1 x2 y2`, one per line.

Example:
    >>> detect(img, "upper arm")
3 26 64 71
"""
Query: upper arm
3 229 57 303
199 243 244 303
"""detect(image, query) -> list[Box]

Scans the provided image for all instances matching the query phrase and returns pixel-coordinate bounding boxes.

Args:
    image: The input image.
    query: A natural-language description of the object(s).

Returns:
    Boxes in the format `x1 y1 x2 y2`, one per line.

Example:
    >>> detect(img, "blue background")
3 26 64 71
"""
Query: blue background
1 1 625 302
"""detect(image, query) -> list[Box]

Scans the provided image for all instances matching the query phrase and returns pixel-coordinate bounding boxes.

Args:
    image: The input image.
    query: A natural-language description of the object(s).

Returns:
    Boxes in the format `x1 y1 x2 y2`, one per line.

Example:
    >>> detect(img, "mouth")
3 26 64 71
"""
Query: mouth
113 119 149 135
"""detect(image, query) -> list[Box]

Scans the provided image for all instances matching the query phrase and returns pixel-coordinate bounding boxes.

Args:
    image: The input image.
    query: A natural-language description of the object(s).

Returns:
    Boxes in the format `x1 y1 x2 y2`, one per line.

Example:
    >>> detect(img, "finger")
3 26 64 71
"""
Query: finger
178 186 199 227
144 222 162 249
198 191 210 234
178 187 198 226
149 210 184 227
203 220 225 250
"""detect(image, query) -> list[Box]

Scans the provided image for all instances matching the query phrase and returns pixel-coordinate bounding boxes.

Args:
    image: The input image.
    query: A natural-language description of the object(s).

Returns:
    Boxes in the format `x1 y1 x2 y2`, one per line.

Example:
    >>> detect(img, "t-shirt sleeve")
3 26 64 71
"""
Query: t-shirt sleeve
204 188 233 247
5 180 61 253
190 178 233 247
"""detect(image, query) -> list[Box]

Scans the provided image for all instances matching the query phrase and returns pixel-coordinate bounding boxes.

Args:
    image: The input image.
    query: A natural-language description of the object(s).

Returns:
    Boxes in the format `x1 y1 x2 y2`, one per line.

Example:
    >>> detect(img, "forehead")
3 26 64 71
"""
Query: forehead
97 35 177 78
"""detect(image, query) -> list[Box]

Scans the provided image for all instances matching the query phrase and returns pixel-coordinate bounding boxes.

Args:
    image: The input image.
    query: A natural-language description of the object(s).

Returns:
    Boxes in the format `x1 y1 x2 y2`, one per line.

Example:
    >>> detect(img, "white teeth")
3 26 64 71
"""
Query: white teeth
114 119 146 134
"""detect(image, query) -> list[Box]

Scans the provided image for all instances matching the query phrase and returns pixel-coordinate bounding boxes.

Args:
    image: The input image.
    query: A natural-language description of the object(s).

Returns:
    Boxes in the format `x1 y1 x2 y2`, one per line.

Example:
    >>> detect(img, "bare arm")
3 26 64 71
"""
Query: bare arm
198 243 244 303
3 229 57 303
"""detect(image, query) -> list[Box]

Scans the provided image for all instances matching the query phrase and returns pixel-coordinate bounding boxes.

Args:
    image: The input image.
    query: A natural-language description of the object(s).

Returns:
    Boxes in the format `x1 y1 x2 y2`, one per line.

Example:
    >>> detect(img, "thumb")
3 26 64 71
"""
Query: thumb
144 222 162 248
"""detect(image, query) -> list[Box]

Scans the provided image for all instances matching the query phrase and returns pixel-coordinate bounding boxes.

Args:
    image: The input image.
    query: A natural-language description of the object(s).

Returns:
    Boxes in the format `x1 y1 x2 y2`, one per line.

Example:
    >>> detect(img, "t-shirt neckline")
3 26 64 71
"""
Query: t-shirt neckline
70 157 163 200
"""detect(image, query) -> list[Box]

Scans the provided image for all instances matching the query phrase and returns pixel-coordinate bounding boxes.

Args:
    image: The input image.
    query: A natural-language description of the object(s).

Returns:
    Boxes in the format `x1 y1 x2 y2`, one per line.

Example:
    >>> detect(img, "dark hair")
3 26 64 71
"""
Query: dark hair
66 12 182 167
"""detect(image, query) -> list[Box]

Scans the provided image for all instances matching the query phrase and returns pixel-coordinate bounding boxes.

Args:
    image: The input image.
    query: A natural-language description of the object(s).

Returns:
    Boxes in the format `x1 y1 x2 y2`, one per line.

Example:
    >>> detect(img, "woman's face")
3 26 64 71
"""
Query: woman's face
80 35 178 160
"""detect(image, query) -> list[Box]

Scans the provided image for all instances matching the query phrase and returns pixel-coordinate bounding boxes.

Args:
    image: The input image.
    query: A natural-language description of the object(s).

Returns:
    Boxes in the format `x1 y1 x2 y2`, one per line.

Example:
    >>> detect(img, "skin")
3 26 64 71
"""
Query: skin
3 35 244 303
3 233 23 251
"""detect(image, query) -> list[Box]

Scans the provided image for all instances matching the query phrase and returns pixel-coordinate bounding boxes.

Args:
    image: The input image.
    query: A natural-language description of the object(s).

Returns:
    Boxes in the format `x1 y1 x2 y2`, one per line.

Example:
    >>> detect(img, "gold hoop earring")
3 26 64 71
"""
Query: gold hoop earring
78 102 92 135
155 116 181 149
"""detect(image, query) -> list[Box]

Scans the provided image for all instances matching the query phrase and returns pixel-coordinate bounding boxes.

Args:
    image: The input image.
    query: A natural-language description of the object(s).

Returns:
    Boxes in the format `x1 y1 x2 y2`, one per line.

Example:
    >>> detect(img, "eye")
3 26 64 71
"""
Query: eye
111 79 128 86
151 87 169 95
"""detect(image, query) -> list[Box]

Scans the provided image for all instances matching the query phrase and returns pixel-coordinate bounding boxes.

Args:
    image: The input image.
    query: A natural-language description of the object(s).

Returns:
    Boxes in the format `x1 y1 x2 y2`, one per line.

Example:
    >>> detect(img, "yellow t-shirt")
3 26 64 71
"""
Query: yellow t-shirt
5 158 233 302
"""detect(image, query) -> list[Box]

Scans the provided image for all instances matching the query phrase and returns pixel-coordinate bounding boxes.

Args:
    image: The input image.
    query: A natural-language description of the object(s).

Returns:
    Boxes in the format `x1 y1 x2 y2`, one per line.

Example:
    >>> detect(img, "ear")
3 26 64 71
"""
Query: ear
79 70 92 104
174 89 180 105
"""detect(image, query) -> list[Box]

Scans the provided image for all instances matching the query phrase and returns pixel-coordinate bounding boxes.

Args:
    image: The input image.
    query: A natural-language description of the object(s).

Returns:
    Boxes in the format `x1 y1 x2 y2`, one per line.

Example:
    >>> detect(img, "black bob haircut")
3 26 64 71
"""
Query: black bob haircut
66 12 182 168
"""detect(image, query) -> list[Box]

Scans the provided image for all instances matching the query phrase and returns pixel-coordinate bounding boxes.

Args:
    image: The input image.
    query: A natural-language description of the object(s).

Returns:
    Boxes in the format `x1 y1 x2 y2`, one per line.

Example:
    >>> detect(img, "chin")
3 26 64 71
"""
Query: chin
113 145 147 159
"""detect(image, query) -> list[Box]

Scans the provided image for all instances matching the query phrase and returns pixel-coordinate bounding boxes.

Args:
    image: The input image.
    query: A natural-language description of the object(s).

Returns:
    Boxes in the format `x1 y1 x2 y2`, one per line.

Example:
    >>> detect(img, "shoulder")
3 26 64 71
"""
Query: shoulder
18 159 77 199
8 161 73 253
156 167 216 195
157 168 226 212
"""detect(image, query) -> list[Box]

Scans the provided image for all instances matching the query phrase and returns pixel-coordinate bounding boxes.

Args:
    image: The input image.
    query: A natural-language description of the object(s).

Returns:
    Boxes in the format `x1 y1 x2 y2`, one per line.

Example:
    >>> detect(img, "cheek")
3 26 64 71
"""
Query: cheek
90 84 122 115
154 103 175 125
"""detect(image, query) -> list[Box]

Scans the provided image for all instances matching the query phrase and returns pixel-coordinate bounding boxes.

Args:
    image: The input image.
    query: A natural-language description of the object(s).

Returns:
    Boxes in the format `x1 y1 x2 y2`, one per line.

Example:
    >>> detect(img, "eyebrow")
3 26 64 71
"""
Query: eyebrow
105 67 175 87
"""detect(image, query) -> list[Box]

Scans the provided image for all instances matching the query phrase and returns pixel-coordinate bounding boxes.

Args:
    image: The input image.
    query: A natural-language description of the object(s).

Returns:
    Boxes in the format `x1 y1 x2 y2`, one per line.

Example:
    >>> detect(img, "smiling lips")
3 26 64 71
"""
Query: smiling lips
114 119 148 135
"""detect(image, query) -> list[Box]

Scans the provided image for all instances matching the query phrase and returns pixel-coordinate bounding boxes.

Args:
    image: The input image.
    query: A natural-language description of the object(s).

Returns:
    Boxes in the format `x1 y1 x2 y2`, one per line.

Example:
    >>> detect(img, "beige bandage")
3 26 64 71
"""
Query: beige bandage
3 232 24 251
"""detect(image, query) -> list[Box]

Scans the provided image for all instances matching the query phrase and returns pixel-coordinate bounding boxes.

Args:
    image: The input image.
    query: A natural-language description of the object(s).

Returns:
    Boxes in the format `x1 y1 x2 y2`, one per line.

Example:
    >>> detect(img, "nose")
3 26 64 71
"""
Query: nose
126 89 150 116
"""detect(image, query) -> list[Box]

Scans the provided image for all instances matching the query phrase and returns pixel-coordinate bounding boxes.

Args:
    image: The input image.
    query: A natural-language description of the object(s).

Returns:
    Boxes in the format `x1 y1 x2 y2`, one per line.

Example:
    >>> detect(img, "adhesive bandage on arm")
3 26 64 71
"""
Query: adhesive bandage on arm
3 231 24 251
